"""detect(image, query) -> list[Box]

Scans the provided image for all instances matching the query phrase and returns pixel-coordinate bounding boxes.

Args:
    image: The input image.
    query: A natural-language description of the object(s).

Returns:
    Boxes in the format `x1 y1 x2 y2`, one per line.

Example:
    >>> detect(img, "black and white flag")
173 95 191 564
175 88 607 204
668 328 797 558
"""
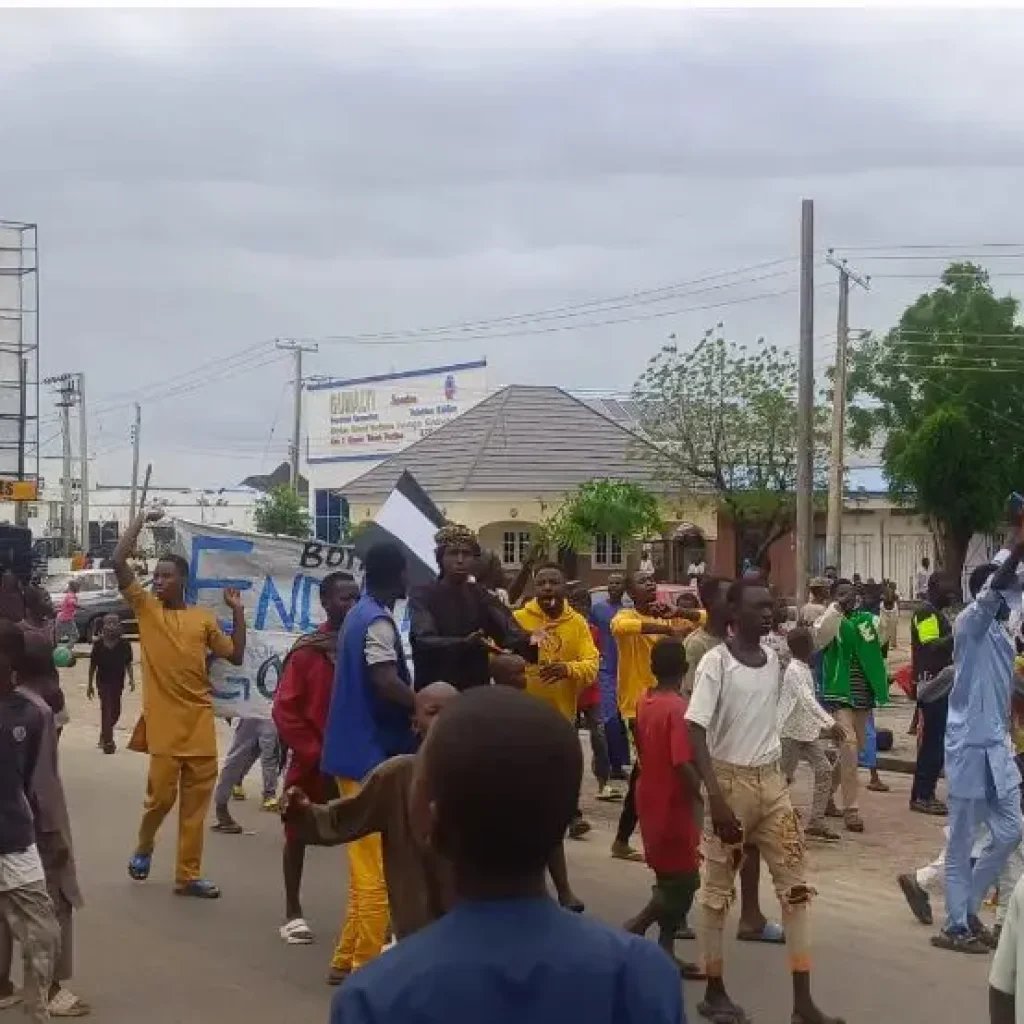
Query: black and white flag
353 470 446 587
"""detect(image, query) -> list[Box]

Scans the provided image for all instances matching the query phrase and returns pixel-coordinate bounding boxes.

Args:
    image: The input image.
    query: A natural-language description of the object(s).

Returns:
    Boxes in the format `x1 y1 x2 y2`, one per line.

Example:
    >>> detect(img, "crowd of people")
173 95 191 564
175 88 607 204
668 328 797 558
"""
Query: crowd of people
4 506 1024 1022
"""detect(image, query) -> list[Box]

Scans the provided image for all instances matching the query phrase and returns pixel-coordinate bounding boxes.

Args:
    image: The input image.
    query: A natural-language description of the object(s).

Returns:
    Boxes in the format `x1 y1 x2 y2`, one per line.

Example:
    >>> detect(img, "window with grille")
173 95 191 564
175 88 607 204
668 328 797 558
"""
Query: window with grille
594 533 624 567
502 530 532 566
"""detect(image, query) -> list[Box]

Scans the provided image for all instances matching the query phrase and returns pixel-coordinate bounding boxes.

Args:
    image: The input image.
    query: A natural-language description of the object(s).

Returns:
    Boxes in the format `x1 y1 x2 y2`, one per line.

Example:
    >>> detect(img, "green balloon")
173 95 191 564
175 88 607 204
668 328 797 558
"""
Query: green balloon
53 645 75 669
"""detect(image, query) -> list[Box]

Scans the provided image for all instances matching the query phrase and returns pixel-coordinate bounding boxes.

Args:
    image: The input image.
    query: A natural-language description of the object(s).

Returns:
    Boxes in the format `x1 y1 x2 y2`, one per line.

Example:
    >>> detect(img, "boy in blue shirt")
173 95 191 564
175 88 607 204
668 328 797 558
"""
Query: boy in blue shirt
330 685 684 1024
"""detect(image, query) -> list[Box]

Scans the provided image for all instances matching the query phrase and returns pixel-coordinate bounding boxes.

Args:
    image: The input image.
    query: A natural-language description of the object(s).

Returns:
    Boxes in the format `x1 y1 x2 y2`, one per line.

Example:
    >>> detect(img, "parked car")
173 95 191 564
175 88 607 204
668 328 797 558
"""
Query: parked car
589 581 701 608
46 569 140 641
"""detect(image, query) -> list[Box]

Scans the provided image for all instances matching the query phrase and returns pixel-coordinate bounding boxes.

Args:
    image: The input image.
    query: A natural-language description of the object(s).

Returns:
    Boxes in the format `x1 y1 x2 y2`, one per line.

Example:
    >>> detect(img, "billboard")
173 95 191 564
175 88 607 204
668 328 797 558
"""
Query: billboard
305 359 488 463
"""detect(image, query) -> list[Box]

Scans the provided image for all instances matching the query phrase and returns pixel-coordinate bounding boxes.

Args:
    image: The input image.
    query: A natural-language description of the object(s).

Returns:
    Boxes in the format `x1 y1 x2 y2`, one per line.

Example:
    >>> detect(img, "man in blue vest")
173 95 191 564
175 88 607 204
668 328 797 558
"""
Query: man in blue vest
322 543 416 984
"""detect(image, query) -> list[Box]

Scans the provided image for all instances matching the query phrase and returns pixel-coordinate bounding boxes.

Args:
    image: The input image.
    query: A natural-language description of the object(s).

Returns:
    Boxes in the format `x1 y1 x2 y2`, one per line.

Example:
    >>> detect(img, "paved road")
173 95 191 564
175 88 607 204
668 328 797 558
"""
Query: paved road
46 662 989 1023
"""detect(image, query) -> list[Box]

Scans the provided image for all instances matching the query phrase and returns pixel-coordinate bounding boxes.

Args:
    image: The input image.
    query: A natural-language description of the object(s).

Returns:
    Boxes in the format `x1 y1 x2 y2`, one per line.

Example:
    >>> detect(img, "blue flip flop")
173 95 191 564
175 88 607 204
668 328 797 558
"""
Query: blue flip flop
736 920 785 943
175 879 221 899
128 853 151 881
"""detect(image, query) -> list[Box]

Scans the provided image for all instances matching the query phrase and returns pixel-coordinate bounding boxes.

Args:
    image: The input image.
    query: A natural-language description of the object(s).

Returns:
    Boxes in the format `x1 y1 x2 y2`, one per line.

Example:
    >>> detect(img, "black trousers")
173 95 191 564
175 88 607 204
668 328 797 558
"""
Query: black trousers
911 697 948 803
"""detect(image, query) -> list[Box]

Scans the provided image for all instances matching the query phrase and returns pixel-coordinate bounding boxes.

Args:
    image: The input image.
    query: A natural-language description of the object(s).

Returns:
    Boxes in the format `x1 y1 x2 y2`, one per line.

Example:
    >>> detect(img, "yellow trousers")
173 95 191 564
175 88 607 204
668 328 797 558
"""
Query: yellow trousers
331 777 389 972
137 754 218 885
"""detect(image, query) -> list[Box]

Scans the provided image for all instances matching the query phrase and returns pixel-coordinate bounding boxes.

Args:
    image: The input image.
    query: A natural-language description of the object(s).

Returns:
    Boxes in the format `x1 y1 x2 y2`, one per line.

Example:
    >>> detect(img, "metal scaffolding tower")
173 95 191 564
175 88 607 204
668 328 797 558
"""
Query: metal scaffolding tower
0 221 39 507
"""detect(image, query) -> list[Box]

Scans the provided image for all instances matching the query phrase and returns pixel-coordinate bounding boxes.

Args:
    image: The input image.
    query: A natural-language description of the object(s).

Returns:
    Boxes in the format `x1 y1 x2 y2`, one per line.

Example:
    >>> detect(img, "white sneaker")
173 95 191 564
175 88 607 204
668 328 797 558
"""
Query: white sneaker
280 918 315 945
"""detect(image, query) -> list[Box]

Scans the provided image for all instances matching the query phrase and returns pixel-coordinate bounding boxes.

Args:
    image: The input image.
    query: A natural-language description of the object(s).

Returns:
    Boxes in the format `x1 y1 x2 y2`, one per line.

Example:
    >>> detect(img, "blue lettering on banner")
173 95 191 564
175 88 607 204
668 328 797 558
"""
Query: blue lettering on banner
188 534 255 607
255 574 320 632
213 674 250 702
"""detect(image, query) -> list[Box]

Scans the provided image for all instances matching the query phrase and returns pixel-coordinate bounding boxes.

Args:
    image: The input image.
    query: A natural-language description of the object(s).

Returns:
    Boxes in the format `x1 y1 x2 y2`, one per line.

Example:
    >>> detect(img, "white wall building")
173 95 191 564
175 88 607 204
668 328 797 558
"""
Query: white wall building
0 480 261 549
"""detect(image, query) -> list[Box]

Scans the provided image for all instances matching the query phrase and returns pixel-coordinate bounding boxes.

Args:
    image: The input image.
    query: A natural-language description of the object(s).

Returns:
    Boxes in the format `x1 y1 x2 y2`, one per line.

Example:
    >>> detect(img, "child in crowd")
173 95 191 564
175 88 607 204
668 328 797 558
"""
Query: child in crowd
624 637 703 979
87 615 134 754
282 683 459 944
779 627 846 842
329 686 682 1024
0 675 87 1016
0 621 59 1022
53 585 79 648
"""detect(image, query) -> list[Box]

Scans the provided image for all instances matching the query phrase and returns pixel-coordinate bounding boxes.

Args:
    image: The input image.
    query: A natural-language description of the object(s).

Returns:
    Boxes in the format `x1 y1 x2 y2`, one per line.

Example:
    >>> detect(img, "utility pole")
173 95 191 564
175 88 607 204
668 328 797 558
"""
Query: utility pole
795 199 815 607
129 403 142 521
824 251 870 574
275 339 318 492
44 375 77 556
77 373 89 554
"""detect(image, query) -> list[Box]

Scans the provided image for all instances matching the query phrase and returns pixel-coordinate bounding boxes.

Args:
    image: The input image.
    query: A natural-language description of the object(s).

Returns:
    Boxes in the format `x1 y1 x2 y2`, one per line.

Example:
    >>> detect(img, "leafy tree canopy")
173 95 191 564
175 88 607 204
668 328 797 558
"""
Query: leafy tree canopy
632 331 826 567
540 478 664 553
254 485 312 539
847 262 1024 577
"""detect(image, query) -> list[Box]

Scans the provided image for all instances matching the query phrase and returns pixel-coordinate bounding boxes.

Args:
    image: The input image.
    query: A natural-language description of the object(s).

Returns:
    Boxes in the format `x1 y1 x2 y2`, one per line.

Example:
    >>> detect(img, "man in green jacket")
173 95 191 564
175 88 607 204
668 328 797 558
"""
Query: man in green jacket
813 579 898 834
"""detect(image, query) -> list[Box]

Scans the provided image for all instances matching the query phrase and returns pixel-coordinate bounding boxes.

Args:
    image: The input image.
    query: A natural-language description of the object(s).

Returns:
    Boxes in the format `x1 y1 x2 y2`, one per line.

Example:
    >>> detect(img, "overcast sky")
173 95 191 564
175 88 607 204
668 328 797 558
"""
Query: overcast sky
2 7 1023 488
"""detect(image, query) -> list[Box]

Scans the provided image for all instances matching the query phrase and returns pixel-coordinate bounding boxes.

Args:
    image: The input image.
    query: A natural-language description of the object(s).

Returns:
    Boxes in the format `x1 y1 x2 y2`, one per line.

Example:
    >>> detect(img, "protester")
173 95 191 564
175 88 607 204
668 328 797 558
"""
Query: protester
514 565 598 908
764 604 792 672
489 653 527 689
910 573 956 816
589 573 629 781
779 627 846 843
609 572 690 862
990 874 1024 1024
53 585 78 648
0 572 24 625
321 542 417 983
115 507 246 898
283 682 458 942
566 584 618 802
916 557 931 601
687 578 842 1024
0 621 58 1023
813 578 897 833
475 551 510 607
330 686 683 1024
17 590 66 734
409 524 532 691
624 637 703 979
0 676 86 1017
86 614 134 754
272 572 360 945
799 578 831 628
933 544 1024 955
211 716 282 829
682 574 780 944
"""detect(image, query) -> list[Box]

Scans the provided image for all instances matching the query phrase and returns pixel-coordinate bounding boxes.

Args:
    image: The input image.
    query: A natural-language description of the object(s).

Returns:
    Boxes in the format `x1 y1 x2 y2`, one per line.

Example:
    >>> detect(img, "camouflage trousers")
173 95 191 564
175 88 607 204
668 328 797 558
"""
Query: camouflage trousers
0 882 59 1021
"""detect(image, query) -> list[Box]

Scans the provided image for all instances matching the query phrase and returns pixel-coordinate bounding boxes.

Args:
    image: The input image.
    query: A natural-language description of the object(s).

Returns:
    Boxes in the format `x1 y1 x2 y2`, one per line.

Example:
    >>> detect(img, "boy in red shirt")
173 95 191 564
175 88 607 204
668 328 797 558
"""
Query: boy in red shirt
625 636 703 978
272 573 360 949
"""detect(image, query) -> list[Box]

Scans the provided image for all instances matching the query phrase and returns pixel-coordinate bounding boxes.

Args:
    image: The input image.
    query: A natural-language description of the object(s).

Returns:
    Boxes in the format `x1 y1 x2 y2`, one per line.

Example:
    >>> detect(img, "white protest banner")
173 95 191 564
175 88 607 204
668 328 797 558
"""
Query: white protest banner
172 520 361 719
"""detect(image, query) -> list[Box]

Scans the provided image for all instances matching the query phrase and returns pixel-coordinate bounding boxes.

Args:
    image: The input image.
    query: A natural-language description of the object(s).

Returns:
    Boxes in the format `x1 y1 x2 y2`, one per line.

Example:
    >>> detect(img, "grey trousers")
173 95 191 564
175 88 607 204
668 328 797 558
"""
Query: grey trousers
213 718 280 806
780 737 834 827
0 882 59 1022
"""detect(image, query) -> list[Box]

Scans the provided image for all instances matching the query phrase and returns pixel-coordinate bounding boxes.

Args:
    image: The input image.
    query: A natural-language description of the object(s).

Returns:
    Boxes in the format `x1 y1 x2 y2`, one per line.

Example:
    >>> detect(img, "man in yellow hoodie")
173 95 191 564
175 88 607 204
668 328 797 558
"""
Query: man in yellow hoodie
610 572 698 861
515 563 599 910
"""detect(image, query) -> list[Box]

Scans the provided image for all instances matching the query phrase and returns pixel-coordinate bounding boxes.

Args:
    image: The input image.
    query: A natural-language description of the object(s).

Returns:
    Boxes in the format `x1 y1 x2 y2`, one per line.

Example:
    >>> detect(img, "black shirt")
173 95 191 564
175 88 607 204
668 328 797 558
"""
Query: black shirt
0 691 43 855
90 638 132 691
409 581 533 692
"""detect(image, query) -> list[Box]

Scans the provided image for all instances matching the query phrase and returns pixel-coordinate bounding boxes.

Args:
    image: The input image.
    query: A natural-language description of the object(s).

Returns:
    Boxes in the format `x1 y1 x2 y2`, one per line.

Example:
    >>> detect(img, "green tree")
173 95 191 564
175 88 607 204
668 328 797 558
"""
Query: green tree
541 478 664 552
847 263 1024 581
632 331 825 571
254 485 311 539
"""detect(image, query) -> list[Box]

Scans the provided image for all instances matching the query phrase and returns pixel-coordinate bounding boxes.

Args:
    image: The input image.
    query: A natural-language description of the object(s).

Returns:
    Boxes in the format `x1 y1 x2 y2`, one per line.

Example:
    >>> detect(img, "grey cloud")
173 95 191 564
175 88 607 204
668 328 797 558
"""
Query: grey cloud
1 8 1023 485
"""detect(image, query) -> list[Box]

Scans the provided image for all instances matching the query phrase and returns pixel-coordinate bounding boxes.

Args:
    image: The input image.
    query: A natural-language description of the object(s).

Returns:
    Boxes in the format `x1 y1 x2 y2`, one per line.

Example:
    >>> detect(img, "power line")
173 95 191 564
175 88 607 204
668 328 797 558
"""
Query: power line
311 283 837 347
294 257 801 346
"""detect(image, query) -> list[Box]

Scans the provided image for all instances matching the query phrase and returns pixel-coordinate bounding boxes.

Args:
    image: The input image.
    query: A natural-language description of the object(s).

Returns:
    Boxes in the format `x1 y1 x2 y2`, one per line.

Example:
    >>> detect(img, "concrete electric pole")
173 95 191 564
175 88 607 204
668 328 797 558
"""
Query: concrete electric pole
824 251 870 575
129 403 142 521
795 199 815 607
77 373 89 553
275 339 318 493
44 375 77 556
